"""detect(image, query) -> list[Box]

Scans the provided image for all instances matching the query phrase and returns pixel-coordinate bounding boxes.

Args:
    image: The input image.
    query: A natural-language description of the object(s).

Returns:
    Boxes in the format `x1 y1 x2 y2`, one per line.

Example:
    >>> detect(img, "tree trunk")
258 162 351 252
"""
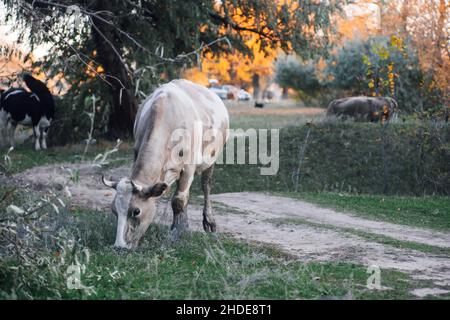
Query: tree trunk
91 1 138 139
399 0 410 35
435 0 447 69
376 0 385 35
282 87 289 99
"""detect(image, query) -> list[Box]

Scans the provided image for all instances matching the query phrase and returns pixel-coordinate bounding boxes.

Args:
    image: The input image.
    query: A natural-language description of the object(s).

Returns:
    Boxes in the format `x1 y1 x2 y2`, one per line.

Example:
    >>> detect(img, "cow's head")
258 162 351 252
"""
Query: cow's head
384 97 398 113
102 176 168 250
383 97 398 122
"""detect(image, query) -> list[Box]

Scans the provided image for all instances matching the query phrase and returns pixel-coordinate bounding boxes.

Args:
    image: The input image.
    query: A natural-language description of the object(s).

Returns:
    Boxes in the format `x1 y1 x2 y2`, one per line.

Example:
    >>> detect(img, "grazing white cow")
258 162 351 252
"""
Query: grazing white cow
103 79 229 249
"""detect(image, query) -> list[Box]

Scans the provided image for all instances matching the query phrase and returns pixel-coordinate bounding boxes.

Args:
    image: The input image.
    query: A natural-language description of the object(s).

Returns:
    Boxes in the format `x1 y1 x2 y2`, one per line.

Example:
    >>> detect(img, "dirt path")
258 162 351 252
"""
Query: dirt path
14 163 450 297
211 192 450 249
208 193 450 296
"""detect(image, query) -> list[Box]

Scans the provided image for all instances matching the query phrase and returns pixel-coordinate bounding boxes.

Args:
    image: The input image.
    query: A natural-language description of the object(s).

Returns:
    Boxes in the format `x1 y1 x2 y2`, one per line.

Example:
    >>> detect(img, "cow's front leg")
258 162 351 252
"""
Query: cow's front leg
33 125 41 150
171 167 195 236
201 165 216 232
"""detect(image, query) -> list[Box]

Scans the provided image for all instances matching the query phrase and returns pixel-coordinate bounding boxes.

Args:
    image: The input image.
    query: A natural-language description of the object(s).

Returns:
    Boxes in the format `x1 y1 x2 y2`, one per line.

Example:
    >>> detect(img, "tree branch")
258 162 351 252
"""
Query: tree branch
208 12 274 40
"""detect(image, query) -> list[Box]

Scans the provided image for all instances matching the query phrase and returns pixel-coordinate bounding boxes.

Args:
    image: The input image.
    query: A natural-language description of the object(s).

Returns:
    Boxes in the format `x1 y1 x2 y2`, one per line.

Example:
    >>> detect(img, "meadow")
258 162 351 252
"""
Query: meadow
1 104 449 299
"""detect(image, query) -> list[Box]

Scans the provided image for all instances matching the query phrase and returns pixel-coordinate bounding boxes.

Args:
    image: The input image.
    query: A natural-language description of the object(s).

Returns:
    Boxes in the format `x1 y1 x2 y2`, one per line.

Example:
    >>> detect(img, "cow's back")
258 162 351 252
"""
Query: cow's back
327 97 350 116
133 79 229 167
169 79 229 133
1 89 43 124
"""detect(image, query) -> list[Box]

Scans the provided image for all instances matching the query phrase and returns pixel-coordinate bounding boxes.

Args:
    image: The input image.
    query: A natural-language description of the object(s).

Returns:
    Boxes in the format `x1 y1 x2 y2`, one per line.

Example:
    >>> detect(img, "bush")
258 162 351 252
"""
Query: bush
49 88 112 146
274 55 321 97
325 36 444 113
211 122 450 196
0 188 94 299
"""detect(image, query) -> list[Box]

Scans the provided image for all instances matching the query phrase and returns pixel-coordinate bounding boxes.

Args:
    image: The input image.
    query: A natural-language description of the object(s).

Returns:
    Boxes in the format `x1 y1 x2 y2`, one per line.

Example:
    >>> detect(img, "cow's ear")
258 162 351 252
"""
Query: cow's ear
147 183 168 198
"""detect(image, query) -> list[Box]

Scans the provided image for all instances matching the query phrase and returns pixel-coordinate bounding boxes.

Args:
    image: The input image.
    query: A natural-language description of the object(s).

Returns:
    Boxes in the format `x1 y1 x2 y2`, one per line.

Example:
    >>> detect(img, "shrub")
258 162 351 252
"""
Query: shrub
274 55 321 98
49 89 112 146
325 36 444 114
0 189 94 299
211 122 450 196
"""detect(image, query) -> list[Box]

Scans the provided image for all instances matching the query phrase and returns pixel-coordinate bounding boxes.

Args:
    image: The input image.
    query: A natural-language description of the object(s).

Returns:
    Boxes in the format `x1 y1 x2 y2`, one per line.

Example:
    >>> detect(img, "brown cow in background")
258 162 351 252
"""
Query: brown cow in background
327 96 398 123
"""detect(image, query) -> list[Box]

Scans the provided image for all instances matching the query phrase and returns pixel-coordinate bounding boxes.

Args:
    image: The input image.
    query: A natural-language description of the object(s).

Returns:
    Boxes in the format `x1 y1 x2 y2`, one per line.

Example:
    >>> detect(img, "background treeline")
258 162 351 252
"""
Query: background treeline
1 0 341 142
274 35 446 116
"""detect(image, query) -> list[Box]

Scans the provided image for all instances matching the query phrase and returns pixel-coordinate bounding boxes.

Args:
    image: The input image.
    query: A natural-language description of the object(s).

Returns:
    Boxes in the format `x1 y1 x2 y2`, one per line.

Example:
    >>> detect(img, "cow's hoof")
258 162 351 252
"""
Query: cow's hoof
170 226 187 243
202 219 216 233
171 211 189 231
170 216 189 241
172 200 183 213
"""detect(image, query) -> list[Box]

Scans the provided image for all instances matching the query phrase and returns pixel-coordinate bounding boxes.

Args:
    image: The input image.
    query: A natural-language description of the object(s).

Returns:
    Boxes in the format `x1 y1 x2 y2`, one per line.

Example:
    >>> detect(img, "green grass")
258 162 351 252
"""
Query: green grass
268 216 450 256
275 192 450 232
0 188 428 300
2 114 449 299
229 114 323 130
1 140 133 174
208 121 450 196
0 205 428 300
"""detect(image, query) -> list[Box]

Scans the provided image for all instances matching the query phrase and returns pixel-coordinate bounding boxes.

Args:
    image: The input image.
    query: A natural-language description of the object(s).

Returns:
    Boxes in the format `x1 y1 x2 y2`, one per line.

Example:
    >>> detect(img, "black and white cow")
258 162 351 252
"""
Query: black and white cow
0 74 55 150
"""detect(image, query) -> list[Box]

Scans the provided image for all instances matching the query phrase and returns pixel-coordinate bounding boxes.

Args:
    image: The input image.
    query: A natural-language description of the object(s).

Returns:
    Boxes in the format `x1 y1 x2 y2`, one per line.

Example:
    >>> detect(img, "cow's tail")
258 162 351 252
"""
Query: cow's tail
23 74 55 110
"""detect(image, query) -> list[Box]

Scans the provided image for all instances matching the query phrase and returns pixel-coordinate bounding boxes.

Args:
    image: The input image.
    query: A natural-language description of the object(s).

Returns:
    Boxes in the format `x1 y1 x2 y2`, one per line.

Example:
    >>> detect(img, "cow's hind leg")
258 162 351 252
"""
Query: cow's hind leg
0 125 6 147
7 122 16 148
33 125 41 150
0 115 7 147
201 165 216 232
40 127 48 150
171 166 195 238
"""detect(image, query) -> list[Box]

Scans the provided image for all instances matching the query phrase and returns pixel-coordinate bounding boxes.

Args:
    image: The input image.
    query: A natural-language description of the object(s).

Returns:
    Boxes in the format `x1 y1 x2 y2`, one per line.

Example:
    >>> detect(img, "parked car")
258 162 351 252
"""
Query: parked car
209 86 228 100
222 85 239 100
209 84 252 101
237 89 252 101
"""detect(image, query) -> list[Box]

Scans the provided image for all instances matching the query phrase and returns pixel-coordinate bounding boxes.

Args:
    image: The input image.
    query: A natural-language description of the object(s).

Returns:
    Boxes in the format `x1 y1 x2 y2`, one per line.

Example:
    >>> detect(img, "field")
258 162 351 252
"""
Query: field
1 101 450 300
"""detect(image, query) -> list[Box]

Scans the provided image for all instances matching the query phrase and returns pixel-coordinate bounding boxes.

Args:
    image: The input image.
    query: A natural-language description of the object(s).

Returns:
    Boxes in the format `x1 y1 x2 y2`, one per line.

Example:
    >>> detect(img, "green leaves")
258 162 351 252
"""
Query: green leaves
372 44 390 61
274 55 321 96
325 35 442 113
3 0 341 141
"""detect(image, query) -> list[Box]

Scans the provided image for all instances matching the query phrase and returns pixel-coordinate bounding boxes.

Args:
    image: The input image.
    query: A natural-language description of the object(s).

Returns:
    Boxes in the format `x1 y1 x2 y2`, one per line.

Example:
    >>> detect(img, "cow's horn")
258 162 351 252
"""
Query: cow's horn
131 180 159 198
102 175 118 189
130 180 145 193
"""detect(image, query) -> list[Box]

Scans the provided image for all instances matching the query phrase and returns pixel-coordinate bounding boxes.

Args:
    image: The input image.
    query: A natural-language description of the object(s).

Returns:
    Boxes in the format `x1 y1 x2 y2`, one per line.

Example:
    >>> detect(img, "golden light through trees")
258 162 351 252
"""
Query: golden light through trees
184 0 448 108
183 0 330 96
183 33 276 90
183 1 380 92
381 0 449 106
